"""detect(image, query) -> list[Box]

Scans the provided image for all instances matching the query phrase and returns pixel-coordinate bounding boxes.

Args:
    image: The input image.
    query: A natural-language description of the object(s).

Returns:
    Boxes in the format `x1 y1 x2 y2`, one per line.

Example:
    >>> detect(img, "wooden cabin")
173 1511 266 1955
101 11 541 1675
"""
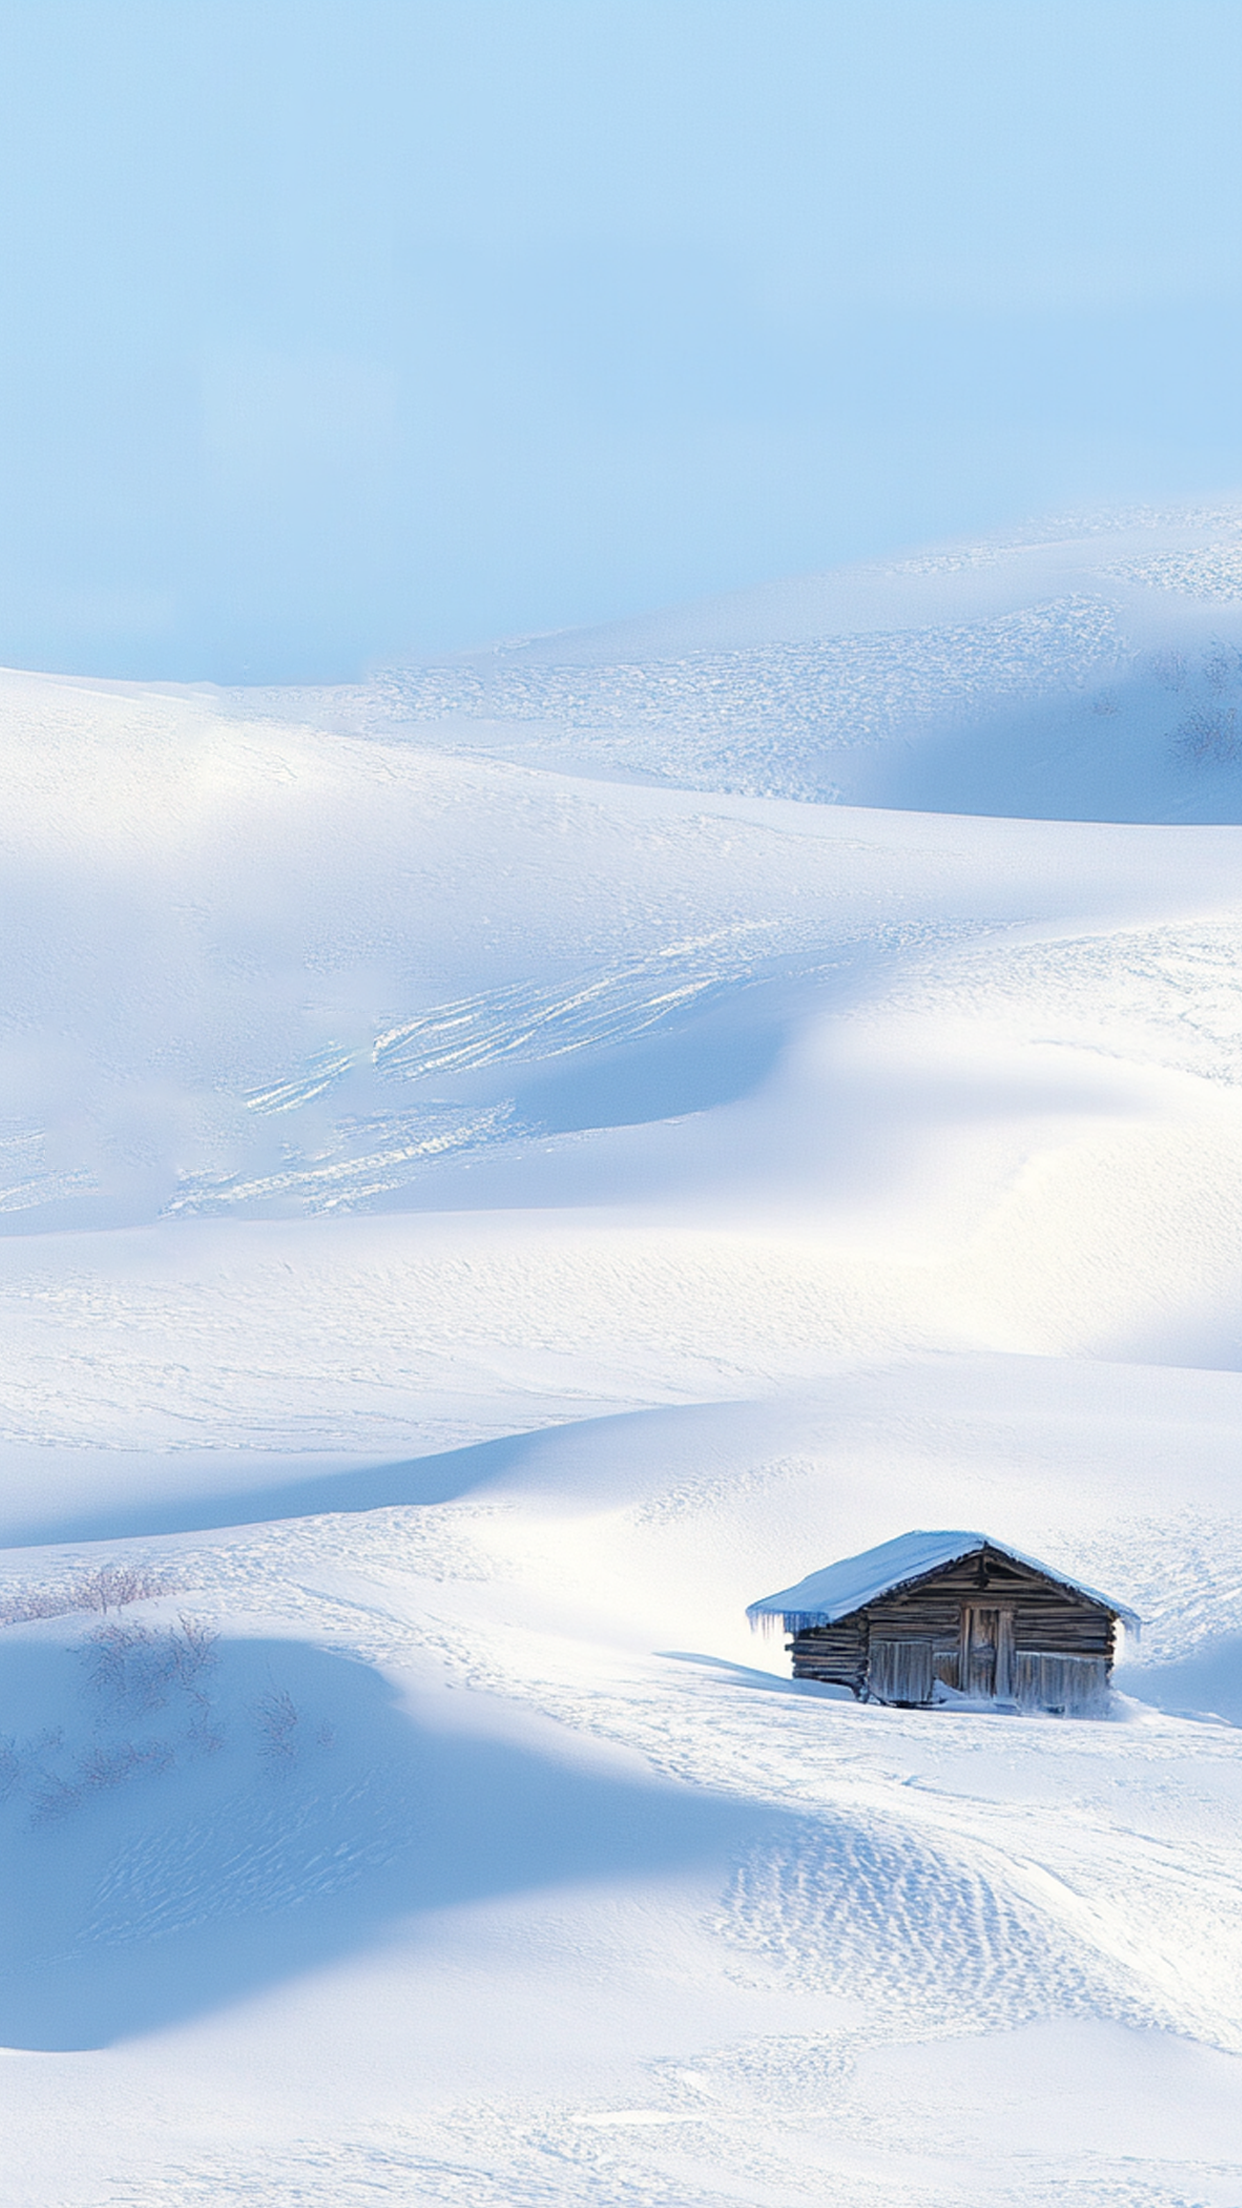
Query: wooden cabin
747 1530 1139 1716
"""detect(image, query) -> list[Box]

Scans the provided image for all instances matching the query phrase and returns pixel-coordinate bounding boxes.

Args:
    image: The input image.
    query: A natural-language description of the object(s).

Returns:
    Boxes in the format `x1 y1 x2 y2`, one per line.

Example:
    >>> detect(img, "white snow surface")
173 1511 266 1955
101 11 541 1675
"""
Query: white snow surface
745 1528 1140 1632
6 504 1242 2204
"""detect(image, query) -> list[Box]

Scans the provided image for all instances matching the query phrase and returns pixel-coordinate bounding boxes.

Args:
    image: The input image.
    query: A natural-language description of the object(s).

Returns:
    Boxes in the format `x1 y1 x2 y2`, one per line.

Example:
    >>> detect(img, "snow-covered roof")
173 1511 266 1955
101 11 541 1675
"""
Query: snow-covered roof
747 1530 1141 1634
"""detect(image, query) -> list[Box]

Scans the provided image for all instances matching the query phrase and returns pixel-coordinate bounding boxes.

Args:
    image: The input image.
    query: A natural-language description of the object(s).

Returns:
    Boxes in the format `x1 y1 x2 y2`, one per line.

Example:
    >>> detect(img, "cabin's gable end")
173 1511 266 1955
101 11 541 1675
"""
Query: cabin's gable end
856 1550 1118 1707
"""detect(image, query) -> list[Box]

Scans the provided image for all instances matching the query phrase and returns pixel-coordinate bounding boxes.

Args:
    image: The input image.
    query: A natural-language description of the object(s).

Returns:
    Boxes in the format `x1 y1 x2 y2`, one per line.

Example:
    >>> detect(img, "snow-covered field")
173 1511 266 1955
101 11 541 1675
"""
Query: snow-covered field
6 504 1242 2203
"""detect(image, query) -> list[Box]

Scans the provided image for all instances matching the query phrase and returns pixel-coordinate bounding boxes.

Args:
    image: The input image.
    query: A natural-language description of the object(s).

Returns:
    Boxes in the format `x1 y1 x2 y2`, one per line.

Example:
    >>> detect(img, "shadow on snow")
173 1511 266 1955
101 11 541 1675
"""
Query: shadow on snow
3 1403 736 1547
0 1632 776 2051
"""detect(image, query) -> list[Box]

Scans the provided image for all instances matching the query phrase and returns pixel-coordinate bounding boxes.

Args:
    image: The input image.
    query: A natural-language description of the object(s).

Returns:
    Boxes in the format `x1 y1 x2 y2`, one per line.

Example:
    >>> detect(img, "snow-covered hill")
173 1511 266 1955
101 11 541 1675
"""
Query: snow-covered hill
234 500 1242 820
5 505 1242 2205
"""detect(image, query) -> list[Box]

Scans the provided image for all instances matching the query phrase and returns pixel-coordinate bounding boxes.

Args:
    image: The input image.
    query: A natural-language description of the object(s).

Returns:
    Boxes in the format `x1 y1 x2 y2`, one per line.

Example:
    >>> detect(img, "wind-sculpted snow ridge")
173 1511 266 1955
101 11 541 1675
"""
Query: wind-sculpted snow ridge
163 1102 522 1218
216 501 1242 820
162 929 780 1218
718 1813 1167 2034
369 595 1123 802
446 1648 1242 2057
854 918 1242 1090
233 923 800 1112
80 1762 416 1944
0 1129 96 1216
1101 545 1242 599
370 927 785 1083
164 922 905 1218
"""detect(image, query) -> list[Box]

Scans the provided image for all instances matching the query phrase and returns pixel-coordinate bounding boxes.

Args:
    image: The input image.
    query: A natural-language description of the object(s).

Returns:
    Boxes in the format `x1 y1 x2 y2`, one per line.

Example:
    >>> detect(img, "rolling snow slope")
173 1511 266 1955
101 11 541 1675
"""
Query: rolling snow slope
5 505 1242 2205
228 499 1242 821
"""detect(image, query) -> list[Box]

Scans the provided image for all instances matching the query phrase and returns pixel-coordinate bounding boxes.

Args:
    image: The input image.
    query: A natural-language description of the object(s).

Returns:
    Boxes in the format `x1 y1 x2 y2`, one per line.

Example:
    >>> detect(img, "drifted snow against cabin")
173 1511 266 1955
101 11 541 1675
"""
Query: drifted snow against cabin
748 1531 1139 1716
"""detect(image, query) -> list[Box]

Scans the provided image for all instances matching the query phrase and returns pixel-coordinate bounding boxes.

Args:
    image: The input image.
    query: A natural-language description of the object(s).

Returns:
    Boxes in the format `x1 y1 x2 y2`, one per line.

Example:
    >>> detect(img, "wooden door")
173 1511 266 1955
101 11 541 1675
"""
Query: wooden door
964 1605 999 1697
961 1604 1014 1699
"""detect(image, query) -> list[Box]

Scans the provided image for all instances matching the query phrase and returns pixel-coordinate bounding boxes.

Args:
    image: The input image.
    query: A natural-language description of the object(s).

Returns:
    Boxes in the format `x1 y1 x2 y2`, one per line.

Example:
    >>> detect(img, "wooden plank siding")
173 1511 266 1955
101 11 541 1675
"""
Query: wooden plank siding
1013 1652 1110 1715
788 1545 1116 1710
870 1637 936 1704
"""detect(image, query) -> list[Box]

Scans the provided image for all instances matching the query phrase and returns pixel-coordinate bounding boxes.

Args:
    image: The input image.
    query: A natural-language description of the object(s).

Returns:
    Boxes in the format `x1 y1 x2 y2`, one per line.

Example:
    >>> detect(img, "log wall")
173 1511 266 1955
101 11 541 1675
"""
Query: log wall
789 1618 866 1691
864 1550 1114 1663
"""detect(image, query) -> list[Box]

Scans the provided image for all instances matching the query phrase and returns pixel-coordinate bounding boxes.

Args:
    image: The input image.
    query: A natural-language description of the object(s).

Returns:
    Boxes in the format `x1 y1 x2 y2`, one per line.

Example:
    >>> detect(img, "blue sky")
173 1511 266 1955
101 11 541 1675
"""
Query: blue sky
3 0 1242 680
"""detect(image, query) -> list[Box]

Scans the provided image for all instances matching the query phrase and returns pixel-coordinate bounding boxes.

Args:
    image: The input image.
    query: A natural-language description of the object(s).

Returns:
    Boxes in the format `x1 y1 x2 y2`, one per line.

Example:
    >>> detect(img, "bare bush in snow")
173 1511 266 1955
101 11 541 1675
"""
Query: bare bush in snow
168 1615 223 1750
0 1738 20 1802
77 1739 176 1791
1173 706 1242 766
76 1563 172 1614
83 1614 218 1716
254 1688 300 1761
0 1584 75 1625
28 1769 83 1822
84 1620 174 1713
10 1618 226 1824
0 1560 175 1628
166 1613 219 1681
1148 649 1190 691
1202 640 1242 693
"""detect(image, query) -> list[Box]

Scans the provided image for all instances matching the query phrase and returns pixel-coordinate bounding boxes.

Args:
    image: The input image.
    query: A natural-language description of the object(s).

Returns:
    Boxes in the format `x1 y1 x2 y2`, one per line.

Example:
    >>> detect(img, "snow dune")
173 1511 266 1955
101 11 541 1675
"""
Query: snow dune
6 504 1242 2204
